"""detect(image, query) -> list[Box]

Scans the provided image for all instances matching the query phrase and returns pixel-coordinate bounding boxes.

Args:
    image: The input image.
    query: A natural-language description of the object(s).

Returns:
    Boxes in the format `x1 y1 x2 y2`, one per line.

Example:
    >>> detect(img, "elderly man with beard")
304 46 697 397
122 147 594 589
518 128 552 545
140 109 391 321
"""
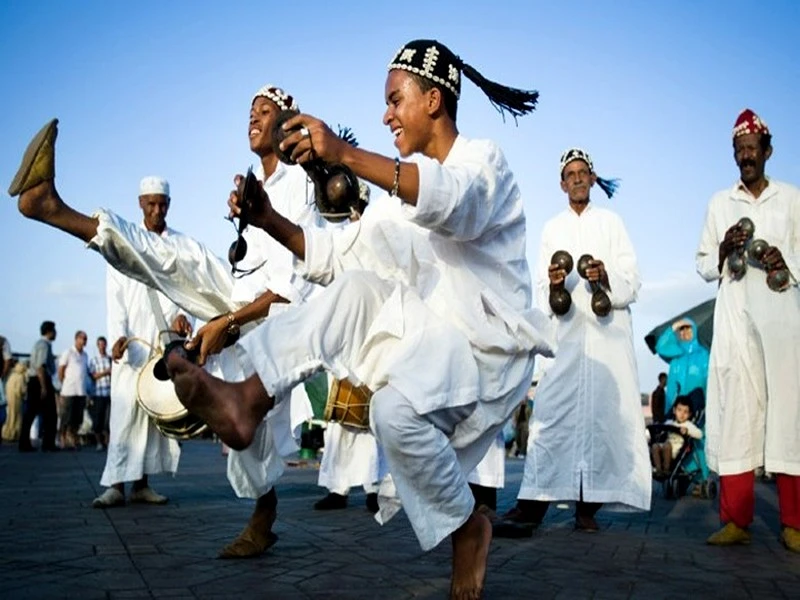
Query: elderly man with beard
164 39 553 599
698 109 800 552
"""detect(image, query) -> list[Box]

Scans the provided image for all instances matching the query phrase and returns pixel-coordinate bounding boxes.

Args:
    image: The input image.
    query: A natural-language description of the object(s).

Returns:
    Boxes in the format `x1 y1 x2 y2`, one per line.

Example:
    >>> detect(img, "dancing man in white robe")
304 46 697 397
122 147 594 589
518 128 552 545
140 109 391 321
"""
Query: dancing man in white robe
166 39 552 599
495 148 650 537
698 109 800 552
6 85 346 558
92 176 195 508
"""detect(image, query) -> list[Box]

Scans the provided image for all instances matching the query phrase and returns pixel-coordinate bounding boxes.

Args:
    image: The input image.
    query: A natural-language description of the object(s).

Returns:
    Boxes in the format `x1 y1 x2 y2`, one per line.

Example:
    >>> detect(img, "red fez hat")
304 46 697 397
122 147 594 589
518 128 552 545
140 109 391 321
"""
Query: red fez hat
733 109 769 138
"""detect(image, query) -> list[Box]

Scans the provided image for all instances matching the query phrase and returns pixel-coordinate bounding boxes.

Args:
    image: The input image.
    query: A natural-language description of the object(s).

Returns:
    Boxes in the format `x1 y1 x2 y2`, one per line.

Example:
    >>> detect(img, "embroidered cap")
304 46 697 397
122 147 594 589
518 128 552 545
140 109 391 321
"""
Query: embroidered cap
559 147 619 199
139 176 169 197
732 108 769 138
252 84 299 113
388 39 539 121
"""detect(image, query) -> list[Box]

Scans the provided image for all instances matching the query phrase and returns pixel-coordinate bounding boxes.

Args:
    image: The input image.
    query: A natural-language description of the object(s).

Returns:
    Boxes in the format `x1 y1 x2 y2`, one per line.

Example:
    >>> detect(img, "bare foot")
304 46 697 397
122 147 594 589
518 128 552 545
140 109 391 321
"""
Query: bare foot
450 510 492 600
166 351 273 450
18 180 63 222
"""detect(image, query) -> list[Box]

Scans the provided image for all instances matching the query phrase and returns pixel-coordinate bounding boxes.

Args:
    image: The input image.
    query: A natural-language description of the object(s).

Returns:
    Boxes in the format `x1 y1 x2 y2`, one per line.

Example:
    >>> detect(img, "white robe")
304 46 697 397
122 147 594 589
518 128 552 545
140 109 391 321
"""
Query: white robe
100 226 191 487
224 163 321 498
238 135 554 549
519 205 651 512
467 432 506 489
90 163 324 499
696 179 800 476
318 421 386 495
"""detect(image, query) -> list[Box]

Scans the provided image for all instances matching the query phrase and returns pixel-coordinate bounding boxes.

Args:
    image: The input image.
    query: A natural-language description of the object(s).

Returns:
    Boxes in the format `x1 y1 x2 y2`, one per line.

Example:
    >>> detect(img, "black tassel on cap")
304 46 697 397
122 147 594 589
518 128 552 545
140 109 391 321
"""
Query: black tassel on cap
388 39 538 123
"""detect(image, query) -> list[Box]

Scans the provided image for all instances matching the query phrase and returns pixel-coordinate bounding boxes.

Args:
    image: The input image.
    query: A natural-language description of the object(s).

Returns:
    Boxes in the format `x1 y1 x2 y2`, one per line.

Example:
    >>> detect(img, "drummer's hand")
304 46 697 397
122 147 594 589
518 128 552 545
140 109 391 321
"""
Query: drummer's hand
228 174 274 230
171 314 193 338
762 246 787 272
184 318 227 366
548 264 567 287
111 336 127 362
585 259 608 287
280 114 349 166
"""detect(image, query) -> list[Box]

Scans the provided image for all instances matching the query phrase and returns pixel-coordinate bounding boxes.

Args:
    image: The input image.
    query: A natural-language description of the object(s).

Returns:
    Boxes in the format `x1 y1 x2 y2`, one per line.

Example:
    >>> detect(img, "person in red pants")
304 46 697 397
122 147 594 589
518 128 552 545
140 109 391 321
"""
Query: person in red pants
696 108 800 551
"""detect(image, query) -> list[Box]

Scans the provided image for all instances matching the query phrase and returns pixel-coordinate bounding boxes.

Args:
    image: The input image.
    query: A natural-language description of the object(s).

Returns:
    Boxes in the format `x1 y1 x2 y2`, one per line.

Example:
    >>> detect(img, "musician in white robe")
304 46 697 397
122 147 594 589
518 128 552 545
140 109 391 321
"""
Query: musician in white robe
698 109 800 552
495 148 650 536
164 40 553 599
92 177 194 508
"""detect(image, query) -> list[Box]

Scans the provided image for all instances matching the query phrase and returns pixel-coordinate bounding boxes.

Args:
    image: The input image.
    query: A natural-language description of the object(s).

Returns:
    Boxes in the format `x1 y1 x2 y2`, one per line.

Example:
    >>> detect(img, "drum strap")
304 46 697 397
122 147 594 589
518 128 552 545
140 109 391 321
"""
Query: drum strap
145 288 179 355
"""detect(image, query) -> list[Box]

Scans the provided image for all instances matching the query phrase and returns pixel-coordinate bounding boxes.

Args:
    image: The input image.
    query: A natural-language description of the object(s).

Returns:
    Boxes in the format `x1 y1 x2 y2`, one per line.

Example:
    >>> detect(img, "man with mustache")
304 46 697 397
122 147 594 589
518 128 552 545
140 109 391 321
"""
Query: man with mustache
698 109 800 552
494 148 651 537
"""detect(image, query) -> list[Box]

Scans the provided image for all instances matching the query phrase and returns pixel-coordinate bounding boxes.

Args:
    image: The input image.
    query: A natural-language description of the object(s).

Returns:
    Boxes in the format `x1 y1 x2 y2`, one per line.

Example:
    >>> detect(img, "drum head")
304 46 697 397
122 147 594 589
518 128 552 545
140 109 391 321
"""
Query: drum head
137 355 188 421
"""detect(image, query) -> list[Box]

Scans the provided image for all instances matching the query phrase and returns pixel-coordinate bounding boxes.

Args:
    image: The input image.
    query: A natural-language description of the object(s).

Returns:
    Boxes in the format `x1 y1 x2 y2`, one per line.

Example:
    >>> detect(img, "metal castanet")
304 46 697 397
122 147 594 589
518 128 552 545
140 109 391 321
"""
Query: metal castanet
271 110 361 223
548 250 573 316
743 236 790 292
577 253 612 317
727 217 755 278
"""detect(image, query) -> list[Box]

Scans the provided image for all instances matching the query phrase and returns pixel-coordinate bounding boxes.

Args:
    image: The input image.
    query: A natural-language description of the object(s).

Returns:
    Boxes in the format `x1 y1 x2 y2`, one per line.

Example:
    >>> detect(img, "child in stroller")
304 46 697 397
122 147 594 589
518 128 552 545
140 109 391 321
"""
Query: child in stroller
647 394 716 499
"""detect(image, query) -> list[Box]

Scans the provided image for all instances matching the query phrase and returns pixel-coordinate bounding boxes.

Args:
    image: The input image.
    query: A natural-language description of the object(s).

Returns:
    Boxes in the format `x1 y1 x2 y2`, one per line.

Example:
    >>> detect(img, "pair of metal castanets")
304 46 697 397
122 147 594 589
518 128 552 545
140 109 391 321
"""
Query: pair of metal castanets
548 250 612 317
726 217 790 291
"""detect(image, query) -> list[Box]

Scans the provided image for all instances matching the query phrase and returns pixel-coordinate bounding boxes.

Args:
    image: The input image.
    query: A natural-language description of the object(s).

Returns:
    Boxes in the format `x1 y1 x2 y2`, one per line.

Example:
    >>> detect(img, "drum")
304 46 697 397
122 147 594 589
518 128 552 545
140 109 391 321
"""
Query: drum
136 354 207 440
323 379 372 430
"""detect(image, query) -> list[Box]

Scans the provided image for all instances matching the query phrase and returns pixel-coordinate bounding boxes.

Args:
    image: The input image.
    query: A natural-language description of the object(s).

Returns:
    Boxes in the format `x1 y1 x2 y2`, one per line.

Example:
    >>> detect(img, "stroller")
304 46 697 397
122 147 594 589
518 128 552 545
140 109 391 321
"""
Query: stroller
647 389 716 500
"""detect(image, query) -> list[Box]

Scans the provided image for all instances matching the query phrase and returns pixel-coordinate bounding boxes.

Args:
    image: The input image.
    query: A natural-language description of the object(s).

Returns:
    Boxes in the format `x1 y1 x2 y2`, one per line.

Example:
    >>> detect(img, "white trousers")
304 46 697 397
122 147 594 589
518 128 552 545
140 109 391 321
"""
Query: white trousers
238 271 530 550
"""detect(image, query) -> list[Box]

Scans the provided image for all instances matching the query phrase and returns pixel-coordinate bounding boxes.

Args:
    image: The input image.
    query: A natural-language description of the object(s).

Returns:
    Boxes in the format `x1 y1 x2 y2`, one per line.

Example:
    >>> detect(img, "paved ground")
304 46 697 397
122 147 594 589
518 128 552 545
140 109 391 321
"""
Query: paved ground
1 440 799 599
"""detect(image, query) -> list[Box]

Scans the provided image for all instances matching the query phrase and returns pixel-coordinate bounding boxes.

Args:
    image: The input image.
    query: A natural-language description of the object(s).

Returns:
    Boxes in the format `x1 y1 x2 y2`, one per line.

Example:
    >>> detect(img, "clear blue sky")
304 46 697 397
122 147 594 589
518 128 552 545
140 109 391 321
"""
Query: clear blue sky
2 0 799 391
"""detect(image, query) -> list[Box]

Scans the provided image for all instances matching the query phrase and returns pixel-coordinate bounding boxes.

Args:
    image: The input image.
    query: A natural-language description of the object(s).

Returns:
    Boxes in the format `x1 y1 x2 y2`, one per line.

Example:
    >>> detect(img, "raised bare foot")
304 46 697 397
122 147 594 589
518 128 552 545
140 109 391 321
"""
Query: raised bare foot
18 180 64 222
166 351 271 450
450 510 492 600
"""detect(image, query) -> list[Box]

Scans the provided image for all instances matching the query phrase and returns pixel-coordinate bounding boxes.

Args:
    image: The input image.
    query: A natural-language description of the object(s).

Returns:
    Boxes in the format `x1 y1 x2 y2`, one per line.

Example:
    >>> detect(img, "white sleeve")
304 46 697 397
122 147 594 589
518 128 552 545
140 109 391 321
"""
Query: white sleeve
696 195 723 282
605 214 641 309
106 265 131 364
57 350 69 368
402 141 517 242
685 421 703 440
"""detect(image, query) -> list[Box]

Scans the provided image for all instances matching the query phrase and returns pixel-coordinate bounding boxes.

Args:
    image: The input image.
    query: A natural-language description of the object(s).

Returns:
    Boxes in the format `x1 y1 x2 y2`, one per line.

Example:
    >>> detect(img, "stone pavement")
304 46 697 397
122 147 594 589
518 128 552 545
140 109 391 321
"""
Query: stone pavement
1 440 799 600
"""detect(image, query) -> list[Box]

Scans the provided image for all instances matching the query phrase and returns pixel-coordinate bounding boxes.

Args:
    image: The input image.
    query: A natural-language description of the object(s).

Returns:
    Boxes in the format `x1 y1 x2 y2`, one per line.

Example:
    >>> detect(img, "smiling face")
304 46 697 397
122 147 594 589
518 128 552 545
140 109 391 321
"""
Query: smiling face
382 69 439 158
249 96 281 157
560 159 596 204
734 132 771 185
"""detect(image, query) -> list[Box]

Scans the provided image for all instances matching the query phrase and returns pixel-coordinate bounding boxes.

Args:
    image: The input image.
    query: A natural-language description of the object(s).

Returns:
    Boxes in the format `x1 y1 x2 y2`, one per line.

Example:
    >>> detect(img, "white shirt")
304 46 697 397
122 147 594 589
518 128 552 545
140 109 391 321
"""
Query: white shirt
231 162 322 304
58 345 90 396
297 135 554 411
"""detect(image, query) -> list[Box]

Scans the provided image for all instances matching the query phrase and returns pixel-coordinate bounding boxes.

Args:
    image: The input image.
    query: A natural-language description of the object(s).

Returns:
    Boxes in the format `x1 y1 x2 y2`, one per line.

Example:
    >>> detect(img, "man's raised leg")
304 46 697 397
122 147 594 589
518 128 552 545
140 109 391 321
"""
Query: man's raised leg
167 353 274 451
9 120 99 242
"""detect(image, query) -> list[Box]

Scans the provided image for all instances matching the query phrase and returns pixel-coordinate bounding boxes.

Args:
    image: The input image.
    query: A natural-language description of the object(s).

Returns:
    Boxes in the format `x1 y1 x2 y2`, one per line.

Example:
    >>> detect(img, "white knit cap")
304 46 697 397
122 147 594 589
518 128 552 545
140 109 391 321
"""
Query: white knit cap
139 176 170 197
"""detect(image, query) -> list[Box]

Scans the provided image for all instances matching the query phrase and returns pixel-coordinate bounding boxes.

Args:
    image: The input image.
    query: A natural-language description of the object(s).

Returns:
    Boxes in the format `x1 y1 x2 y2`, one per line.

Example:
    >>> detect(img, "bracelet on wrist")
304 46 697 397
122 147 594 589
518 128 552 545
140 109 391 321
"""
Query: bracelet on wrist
390 157 400 197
